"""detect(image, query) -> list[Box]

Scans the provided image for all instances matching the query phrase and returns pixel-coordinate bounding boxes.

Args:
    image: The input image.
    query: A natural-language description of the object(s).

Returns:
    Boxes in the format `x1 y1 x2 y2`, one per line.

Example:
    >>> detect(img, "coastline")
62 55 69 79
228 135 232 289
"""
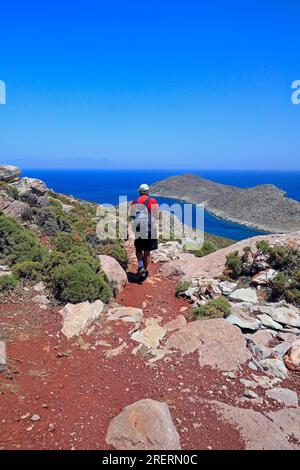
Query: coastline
151 192 277 235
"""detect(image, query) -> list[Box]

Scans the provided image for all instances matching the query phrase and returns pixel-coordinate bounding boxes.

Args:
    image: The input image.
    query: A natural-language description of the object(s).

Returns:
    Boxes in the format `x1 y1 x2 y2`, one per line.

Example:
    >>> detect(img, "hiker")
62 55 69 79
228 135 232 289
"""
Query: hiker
130 183 159 280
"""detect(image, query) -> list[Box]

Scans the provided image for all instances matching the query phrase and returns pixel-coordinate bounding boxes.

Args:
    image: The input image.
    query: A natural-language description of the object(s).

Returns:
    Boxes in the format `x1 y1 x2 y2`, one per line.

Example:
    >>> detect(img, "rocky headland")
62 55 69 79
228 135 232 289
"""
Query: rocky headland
151 173 300 233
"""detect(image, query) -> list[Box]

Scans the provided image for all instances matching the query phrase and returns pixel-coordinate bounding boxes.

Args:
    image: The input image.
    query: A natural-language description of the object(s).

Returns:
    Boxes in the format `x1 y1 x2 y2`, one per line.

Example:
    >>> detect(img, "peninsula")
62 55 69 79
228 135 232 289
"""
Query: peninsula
151 174 300 233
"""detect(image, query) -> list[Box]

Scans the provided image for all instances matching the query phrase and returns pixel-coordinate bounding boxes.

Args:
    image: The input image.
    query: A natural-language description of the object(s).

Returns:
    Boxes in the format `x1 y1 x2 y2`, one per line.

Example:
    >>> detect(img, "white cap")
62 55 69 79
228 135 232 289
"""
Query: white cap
139 183 149 192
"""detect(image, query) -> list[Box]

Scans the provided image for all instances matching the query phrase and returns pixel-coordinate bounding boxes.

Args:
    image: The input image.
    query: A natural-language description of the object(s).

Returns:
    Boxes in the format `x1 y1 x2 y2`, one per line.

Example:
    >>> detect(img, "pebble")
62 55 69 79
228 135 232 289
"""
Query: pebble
224 372 236 379
243 389 259 399
248 361 258 371
48 423 56 432
31 414 41 422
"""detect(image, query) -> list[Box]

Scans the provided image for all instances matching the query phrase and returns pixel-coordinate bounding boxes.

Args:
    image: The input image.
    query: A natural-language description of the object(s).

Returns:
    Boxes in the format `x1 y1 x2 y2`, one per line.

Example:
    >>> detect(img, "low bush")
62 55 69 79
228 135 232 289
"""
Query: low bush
175 280 191 297
224 251 243 279
0 274 18 292
191 297 231 320
51 261 111 304
224 241 300 306
12 261 42 281
53 232 82 252
184 240 217 258
0 213 47 265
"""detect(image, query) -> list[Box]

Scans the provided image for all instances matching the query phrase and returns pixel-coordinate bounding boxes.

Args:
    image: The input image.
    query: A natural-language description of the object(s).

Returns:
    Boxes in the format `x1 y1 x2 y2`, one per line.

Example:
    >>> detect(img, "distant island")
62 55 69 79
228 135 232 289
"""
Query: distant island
151 174 300 233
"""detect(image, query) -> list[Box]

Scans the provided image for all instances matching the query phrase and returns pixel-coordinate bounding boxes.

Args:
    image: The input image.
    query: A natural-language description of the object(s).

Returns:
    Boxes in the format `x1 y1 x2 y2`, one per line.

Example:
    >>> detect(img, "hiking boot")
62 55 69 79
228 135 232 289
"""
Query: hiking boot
137 266 147 280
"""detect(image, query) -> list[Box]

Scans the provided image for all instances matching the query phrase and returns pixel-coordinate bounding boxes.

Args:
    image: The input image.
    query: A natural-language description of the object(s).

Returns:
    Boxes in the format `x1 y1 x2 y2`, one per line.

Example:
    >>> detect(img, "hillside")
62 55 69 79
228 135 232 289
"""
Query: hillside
1 165 300 451
151 174 300 233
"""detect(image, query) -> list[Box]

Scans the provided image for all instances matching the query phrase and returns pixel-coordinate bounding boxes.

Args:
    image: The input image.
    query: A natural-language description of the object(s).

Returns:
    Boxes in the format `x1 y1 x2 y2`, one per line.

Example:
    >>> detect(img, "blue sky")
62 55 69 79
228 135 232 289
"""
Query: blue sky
0 1 299 169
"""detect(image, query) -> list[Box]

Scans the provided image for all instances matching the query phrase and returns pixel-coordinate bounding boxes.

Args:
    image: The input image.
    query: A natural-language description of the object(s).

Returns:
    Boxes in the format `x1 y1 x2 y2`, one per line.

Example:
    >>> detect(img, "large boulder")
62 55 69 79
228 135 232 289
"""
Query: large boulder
60 300 104 339
99 255 127 293
106 399 181 450
11 177 47 196
267 408 300 444
284 340 300 371
165 318 251 371
0 165 21 182
0 191 27 221
107 306 143 325
266 388 298 407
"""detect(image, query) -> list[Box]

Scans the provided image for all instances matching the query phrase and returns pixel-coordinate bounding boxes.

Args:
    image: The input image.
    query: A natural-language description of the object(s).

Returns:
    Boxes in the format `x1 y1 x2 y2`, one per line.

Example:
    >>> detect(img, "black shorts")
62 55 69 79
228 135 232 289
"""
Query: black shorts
134 237 158 252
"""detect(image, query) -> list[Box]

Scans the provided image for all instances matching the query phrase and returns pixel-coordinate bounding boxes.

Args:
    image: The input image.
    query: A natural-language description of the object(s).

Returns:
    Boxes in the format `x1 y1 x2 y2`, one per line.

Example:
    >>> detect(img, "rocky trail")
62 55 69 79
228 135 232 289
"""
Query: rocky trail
1 237 300 450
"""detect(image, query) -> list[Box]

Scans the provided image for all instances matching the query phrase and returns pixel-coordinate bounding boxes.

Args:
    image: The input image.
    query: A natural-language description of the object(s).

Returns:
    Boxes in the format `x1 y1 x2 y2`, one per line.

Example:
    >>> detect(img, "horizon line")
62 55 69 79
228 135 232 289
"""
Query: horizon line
20 167 300 172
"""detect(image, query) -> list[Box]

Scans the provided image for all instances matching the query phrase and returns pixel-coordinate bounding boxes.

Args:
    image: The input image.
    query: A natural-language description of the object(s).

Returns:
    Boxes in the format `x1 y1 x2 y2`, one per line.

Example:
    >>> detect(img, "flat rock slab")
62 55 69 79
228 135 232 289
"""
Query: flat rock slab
165 318 251 371
256 314 283 330
131 318 166 349
227 312 261 331
267 408 300 444
269 306 300 328
164 315 187 332
240 375 281 389
247 330 274 347
107 306 143 324
0 341 6 365
266 388 298 407
211 400 294 450
60 300 104 339
259 358 288 380
229 288 258 304
106 398 181 450
219 281 237 296
105 342 128 358
32 295 50 305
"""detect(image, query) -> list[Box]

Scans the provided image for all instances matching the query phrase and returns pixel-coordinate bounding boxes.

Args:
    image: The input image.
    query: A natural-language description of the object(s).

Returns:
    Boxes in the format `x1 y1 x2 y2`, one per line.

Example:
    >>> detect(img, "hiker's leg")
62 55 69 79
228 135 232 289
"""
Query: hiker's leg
143 251 151 270
136 248 144 269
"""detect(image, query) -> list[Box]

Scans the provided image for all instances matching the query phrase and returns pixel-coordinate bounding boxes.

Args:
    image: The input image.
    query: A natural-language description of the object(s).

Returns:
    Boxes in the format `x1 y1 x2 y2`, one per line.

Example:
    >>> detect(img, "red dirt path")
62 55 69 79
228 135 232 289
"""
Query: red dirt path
0 247 295 450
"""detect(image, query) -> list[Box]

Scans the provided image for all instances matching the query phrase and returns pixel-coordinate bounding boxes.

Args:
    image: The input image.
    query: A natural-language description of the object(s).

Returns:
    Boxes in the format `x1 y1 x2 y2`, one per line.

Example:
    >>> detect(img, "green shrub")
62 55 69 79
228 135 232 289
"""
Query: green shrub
269 272 289 299
65 246 100 273
175 280 191 297
191 297 231 320
0 274 18 292
42 251 67 284
0 214 47 265
6 185 19 200
12 261 42 281
268 269 300 305
33 207 71 236
51 261 111 304
225 251 243 279
53 232 81 252
184 240 217 258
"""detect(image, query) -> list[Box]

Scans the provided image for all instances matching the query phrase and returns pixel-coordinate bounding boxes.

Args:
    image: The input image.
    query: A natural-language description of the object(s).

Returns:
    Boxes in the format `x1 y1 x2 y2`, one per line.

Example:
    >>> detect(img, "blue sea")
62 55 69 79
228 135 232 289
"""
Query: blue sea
23 169 300 241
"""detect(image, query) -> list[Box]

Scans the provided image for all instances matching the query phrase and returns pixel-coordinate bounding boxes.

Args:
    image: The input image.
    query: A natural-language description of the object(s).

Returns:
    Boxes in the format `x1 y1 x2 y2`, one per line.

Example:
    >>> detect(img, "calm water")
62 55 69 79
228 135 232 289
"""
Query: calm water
23 169 300 241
